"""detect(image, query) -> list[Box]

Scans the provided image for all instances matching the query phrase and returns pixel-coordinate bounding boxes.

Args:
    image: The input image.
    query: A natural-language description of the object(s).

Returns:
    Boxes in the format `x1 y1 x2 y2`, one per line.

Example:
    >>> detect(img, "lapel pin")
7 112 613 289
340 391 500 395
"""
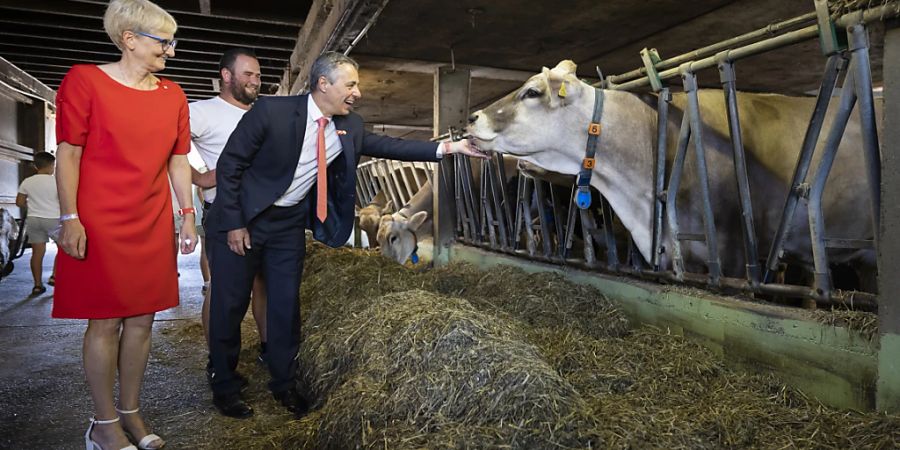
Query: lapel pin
336 130 347 136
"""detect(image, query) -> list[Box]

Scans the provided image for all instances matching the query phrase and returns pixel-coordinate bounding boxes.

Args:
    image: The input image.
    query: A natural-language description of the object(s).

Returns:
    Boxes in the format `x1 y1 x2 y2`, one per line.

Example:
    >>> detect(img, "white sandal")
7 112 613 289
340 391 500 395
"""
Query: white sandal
84 416 138 450
115 407 165 450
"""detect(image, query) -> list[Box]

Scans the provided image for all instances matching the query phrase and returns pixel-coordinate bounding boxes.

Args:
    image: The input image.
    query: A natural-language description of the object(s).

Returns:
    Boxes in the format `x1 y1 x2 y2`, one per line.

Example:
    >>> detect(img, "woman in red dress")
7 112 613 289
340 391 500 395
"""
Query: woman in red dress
55 1 196 449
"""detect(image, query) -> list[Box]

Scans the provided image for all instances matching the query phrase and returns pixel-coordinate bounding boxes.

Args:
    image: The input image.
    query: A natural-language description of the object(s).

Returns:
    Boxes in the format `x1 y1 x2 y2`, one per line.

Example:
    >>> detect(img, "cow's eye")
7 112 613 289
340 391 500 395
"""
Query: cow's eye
521 88 542 99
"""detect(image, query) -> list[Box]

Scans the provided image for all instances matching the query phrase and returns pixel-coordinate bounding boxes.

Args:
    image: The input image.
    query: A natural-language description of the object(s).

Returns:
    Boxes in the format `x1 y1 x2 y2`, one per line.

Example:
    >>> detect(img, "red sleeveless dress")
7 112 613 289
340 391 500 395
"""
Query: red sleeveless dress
53 65 190 319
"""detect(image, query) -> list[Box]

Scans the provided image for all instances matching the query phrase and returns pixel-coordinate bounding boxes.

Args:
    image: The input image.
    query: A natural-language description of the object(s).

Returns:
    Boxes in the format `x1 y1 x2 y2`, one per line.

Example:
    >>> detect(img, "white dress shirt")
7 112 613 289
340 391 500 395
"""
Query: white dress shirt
274 97 345 207
274 96 445 207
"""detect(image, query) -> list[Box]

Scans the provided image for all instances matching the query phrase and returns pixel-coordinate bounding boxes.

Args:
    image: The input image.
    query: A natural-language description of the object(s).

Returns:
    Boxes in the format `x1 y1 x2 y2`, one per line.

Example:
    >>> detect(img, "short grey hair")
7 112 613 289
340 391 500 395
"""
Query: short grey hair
104 0 177 50
309 52 359 90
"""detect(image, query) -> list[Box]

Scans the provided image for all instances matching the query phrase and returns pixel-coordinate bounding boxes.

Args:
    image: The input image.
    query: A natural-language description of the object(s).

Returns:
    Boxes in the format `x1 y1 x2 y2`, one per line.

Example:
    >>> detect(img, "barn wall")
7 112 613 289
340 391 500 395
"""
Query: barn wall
0 96 22 216
432 243 880 412
0 94 45 218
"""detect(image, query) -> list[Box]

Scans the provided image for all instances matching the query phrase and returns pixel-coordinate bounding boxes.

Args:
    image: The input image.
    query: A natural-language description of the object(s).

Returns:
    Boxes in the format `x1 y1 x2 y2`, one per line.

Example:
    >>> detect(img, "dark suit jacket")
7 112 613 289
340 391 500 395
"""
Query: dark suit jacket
210 94 440 247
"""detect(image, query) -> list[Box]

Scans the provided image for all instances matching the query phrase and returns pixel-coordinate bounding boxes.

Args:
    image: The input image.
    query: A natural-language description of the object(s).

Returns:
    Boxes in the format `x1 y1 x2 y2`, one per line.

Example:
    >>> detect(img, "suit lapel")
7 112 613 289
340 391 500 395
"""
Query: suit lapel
332 114 355 163
295 94 309 156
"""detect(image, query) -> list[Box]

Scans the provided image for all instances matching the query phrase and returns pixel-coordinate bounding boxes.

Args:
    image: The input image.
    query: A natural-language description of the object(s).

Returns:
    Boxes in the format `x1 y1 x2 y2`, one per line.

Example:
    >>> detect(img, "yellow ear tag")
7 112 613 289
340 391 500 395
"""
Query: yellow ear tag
558 83 567 98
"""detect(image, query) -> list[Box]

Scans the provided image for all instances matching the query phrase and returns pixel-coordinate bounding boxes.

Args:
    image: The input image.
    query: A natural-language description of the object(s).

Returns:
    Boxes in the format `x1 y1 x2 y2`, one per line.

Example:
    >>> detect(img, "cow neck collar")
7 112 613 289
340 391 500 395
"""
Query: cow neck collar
574 87 604 209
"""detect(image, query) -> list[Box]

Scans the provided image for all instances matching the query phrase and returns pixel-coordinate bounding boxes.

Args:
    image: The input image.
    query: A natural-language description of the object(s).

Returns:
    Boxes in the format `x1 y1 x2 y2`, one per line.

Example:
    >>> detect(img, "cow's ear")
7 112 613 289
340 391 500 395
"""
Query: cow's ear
553 60 577 76
547 71 577 105
408 211 429 231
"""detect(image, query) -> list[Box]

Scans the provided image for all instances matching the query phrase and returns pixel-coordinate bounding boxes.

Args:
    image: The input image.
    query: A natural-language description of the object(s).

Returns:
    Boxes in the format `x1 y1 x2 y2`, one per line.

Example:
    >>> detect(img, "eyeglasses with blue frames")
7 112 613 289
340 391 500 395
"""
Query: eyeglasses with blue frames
134 31 178 52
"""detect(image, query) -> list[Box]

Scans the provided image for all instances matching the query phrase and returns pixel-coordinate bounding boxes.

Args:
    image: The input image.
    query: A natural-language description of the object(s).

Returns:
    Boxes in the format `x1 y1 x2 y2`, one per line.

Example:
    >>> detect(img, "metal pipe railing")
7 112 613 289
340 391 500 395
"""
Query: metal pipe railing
603 3 900 92
604 12 818 86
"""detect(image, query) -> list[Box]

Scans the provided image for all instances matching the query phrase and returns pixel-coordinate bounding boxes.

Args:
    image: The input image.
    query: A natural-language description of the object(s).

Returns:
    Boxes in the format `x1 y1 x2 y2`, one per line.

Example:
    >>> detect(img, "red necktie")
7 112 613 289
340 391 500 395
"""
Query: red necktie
315 117 329 222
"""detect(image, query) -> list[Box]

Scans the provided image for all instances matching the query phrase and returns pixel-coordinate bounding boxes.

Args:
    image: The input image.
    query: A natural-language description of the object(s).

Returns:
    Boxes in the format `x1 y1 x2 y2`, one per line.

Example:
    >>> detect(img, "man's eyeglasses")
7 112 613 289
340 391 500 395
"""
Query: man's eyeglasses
135 31 178 52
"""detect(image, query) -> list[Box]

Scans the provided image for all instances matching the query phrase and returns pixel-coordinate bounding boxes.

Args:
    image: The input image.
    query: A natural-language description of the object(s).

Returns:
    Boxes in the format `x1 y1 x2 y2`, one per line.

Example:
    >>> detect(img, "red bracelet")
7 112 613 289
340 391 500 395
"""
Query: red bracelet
177 207 195 216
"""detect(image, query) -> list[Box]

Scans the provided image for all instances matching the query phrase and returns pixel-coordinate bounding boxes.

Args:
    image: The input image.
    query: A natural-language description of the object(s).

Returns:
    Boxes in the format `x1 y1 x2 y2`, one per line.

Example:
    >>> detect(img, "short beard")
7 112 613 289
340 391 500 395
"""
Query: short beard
230 84 258 106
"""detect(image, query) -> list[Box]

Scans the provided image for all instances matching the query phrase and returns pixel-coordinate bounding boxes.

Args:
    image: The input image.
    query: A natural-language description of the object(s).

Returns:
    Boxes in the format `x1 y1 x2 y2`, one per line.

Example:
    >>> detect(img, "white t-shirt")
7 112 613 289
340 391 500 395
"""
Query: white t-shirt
189 96 249 202
18 174 59 219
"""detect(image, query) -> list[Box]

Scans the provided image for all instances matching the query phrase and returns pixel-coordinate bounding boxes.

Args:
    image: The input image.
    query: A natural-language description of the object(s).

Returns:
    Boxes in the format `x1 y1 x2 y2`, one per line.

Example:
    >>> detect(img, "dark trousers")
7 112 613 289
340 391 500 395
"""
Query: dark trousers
207 200 309 396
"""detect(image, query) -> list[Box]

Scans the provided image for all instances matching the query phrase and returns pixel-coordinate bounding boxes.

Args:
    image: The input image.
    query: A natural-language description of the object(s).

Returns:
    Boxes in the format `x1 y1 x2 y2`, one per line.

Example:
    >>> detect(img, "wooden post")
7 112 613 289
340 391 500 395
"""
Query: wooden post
432 66 470 265
877 21 900 413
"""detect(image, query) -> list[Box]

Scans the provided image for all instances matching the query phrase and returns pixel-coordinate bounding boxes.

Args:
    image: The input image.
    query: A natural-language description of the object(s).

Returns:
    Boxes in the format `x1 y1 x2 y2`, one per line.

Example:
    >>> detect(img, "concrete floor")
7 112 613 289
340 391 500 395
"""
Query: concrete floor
0 244 283 449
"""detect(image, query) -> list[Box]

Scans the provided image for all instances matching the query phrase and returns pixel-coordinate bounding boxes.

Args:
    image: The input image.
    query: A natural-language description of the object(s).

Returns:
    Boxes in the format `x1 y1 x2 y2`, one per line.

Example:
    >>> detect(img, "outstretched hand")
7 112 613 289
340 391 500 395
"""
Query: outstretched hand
445 139 489 159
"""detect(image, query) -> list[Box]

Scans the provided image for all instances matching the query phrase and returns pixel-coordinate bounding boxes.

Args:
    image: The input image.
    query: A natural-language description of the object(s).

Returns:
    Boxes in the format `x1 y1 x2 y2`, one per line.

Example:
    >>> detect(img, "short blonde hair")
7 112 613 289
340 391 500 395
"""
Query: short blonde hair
104 0 177 50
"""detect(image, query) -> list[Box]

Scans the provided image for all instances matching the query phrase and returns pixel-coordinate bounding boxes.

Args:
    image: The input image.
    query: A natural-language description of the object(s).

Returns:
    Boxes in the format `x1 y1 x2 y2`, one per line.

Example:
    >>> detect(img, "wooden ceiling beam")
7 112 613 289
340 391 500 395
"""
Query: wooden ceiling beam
0 19 296 52
0 3 301 40
0 32 293 62
0 56 55 103
0 46 286 73
283 0 389 94
70 0 304 27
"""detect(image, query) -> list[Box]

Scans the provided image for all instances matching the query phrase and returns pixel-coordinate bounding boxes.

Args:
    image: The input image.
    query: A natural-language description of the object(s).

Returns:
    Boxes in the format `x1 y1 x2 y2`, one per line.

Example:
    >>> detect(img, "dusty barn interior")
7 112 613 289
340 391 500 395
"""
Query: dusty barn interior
1 0 900 448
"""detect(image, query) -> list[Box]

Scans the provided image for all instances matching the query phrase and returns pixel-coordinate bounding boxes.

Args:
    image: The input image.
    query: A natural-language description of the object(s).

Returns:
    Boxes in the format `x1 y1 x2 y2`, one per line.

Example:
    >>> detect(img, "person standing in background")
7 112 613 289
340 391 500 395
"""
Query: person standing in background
16 151 60 297
189 48 269 389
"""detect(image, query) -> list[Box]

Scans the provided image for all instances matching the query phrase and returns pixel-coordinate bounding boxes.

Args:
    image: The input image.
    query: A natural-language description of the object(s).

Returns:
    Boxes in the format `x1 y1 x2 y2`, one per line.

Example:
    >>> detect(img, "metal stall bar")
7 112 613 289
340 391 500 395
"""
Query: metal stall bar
493 154 516 248
410 161 427 190
604 3 900 92
665 113 692 279
419 161 435 187
533 179 555 258
356 161 377 205
763 54 846 282
487 155 513 250
480 159 499 247
383 159 408 206
600 196 620 270
361 167 378 205
651 88 670 270
578 208 599 265
548 181 568 257
717 57 760 285
452 156 471 239
677 66 722 285
516 176 539 255
361 162 383 206
604 13 817 87
847 23 881 247
393 160 417 202
563 190 582 259
374 160 401 210
441 155 467 237
457 156 482 241
808 70 858 298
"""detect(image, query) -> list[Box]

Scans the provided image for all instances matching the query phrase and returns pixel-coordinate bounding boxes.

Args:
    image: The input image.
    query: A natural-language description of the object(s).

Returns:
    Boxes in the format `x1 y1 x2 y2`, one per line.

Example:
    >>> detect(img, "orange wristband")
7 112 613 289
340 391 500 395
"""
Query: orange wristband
177 207 195 216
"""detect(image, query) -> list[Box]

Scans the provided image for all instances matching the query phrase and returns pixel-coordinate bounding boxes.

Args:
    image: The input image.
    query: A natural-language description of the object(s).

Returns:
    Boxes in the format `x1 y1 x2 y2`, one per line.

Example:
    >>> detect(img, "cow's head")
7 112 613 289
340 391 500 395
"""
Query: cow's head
467 60 591 162
376 210 428 264
358 200 393 247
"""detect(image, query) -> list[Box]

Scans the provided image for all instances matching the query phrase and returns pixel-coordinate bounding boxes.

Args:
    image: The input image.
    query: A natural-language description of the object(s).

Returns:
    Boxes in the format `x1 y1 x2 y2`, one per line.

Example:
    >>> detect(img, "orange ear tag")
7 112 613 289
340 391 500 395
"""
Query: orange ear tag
558 83 567 98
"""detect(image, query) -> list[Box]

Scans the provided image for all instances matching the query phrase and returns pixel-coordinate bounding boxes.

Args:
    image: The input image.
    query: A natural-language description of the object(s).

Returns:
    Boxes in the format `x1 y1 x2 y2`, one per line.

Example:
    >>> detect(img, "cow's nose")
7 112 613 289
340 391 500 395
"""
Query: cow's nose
467 113 478 124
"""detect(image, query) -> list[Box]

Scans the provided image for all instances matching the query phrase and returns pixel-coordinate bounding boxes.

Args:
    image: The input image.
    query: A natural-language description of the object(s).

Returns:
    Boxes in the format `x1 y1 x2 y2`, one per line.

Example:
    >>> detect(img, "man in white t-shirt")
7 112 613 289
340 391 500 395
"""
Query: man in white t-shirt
190 48 268 395
16 152 60 296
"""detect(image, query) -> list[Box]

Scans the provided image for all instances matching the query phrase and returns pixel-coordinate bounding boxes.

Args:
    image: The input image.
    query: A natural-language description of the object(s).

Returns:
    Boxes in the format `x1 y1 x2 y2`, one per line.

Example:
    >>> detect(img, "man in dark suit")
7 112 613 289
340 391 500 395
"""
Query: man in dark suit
206 51 486 418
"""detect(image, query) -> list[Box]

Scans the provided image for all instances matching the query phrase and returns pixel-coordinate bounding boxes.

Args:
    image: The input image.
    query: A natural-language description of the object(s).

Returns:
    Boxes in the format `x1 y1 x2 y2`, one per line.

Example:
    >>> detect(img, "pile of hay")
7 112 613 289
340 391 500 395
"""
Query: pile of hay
270 243 900 449
300 290 602 448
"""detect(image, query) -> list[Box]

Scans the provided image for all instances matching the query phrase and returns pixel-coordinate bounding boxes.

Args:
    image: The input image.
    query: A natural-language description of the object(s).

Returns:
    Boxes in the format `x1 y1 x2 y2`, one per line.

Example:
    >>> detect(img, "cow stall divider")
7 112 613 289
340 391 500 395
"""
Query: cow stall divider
354 159 435 245
441 1 894 311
